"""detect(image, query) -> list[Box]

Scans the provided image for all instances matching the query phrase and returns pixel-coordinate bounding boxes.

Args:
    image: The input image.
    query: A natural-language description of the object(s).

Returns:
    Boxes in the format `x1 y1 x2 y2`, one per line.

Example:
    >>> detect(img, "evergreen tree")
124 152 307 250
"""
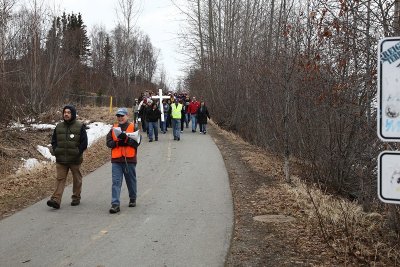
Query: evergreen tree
103 36 114 77
62 12 90 60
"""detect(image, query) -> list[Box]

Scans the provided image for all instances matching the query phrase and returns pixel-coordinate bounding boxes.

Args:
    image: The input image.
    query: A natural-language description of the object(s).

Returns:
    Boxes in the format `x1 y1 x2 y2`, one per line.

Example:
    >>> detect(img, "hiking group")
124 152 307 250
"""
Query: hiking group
46 91 210 214
133 91 211 142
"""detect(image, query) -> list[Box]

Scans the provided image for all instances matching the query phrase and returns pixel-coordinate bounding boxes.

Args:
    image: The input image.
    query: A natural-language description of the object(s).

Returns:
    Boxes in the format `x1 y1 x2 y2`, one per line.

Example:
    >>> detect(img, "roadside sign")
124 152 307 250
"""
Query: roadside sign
377 37 400 141
378 151 400 204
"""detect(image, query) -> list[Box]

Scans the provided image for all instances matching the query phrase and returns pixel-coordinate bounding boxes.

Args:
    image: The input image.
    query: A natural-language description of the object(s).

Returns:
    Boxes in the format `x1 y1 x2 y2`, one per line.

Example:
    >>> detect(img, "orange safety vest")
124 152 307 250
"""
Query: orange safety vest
111 123 136 158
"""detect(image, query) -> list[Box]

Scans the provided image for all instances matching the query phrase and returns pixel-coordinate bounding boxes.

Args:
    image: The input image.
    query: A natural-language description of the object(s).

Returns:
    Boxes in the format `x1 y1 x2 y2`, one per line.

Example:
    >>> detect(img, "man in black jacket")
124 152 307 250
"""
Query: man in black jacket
147 102 161 142
47 105 88 209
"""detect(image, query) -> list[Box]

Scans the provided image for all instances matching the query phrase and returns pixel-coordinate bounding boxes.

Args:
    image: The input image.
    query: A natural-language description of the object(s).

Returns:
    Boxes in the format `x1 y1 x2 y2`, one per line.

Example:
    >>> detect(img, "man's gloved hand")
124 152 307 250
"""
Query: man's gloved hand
118 132 127 140
118 139 128 146
127 137 140 148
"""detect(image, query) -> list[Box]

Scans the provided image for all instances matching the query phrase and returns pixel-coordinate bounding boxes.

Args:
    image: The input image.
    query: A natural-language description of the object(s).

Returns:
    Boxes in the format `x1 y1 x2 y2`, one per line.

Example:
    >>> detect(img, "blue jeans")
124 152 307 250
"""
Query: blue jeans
191 114 197 131
172 119 181 139
148 121 158 140
161 120 167 133
111 162 137 206
185 113 190 127
199 124 207 133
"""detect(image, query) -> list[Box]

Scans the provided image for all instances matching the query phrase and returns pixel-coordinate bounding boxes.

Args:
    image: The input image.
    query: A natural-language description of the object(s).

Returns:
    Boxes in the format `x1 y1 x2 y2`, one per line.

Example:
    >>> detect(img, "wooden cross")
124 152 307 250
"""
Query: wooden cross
152 88 170 122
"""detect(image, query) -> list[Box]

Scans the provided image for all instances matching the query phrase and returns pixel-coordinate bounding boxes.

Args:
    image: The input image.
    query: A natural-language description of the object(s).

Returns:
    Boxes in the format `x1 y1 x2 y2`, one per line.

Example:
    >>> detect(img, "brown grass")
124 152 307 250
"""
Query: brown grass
211 120 400 266
283 176 399 265
0 106 117 219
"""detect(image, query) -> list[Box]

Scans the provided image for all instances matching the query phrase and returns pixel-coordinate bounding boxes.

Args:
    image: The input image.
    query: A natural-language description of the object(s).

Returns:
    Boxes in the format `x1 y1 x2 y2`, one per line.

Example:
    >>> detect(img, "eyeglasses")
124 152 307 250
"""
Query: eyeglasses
116 114 125 117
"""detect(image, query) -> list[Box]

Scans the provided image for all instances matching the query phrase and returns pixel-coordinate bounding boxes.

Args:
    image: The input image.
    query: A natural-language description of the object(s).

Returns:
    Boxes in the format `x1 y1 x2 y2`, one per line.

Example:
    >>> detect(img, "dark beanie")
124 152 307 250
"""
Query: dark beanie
63 105 77 121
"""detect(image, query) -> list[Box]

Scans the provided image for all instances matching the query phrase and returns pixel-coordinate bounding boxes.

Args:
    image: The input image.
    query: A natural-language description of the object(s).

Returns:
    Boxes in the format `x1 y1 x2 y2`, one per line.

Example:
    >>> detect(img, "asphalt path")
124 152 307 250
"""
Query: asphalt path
0 127 233 267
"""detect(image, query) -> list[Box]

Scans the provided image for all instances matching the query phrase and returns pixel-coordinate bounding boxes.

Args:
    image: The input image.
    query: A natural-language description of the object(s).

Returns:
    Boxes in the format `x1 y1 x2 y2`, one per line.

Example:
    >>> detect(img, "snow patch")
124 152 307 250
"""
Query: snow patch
37 145 56 162
87 122 111 147
16 121 112 173
31 124 56 130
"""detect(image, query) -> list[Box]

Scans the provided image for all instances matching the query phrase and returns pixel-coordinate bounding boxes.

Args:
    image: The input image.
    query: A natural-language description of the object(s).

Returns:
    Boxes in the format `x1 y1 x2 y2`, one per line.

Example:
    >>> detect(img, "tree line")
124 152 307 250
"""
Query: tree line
180 0 400 231
0 0 161 124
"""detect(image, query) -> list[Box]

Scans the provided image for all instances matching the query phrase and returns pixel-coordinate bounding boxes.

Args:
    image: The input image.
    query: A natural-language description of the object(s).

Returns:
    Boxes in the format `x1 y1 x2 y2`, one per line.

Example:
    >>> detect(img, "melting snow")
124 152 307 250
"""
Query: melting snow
17 121 112 172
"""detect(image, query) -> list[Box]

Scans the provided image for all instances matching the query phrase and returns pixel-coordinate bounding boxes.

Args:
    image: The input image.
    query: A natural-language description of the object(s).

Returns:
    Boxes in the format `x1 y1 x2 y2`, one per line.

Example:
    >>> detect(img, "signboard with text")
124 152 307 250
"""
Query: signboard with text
378 151 400 204
378 37 400 141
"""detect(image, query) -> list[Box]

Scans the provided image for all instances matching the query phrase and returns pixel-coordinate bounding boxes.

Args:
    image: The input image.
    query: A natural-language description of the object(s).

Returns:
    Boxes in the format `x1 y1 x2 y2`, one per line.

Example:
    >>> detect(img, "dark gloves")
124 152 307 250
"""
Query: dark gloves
126 138 140 149
117 132 128 146
118 132 127 140
118 139 128 146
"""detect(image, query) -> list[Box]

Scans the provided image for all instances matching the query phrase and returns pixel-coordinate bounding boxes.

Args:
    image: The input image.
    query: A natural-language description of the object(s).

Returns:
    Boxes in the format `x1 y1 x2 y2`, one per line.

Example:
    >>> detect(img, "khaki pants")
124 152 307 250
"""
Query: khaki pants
51 163 82 204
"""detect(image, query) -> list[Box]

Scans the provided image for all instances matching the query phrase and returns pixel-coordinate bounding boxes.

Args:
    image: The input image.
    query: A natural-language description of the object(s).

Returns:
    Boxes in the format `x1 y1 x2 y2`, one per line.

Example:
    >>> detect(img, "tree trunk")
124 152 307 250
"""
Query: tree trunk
394 0 400 35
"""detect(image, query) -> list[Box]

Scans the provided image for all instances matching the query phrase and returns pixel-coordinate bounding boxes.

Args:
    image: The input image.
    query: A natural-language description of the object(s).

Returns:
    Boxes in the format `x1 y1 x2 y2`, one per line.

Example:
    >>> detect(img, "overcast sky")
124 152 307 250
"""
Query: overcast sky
42 0 188 88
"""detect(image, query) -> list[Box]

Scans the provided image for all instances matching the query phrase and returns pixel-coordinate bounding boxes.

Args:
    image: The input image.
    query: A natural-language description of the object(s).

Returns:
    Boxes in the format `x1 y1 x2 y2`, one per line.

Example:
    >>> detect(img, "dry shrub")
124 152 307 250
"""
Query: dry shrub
78 106 118 124
212 120 399 265
283 176 400 265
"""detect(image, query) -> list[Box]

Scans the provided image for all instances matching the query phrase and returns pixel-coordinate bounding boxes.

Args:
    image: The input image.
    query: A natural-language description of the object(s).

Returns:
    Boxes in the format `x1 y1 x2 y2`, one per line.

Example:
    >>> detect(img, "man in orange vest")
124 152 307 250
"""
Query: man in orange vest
106 107 140 214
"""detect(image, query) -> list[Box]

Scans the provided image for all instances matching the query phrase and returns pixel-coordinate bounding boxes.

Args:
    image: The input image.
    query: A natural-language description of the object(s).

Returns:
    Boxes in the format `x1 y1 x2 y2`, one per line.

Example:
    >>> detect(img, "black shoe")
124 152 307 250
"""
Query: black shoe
71 199 80 206
47 199 60 209
174 137 177 140
109 205 120 214
192 130 195 132
129 199 136 207
155 137 158 141
149 139 153 142
177 137 180 141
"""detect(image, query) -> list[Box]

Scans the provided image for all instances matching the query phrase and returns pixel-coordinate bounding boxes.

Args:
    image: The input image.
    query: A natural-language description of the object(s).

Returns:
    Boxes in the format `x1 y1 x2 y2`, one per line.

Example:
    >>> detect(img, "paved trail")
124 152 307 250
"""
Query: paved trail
0 129 233 267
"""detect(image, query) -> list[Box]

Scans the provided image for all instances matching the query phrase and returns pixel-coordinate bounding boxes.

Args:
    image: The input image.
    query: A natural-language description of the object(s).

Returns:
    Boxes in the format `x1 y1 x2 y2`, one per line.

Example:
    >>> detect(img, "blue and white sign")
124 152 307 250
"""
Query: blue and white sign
378 151 400 204
378 37 400 141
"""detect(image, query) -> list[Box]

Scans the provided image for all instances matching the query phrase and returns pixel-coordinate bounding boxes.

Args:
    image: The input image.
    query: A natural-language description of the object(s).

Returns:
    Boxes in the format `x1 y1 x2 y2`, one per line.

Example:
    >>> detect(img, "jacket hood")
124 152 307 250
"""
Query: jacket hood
63 105 77 122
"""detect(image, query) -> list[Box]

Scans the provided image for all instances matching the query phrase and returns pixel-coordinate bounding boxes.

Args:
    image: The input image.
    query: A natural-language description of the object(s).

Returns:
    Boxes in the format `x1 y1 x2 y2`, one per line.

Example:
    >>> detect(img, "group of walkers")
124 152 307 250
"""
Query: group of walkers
133 91 211 142
46 91 210 215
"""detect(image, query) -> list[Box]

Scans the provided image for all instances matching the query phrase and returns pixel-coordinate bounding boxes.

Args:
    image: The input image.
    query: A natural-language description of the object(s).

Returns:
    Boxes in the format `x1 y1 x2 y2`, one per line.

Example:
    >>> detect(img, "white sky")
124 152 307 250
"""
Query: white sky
43 0 188 88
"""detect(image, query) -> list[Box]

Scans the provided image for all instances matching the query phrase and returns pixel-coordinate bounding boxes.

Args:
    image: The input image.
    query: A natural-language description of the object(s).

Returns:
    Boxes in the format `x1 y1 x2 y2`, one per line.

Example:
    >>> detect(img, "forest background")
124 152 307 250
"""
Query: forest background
1 0 400 264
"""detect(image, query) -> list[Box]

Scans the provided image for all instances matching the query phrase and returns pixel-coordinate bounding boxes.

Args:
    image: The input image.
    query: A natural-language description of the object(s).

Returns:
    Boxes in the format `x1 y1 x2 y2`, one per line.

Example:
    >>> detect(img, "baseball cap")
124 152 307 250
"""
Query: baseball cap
116 107 128 116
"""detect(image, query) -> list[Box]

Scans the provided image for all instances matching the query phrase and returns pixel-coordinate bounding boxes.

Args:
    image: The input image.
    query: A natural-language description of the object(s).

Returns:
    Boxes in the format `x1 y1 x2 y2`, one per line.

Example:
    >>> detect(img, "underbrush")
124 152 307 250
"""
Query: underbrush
212 121 400 266
285 177 400 266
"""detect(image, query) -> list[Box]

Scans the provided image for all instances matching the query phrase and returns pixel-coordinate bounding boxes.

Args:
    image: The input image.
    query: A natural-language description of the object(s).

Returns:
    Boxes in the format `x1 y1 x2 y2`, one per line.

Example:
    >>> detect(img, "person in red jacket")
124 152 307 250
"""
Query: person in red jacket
187 96 201 132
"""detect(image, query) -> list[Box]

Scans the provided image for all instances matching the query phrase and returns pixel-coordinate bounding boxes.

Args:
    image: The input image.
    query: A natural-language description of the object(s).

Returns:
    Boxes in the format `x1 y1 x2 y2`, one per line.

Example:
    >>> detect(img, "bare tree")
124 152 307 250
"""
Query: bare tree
115 0 141 93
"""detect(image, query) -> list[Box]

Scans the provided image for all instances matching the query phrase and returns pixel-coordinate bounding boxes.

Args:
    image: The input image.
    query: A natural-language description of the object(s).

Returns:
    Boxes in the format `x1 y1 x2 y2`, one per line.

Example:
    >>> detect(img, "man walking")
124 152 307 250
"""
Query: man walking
170 98 183 141
47 105 88 209
106 108 140 214
187 96 200 132
147 102 161 142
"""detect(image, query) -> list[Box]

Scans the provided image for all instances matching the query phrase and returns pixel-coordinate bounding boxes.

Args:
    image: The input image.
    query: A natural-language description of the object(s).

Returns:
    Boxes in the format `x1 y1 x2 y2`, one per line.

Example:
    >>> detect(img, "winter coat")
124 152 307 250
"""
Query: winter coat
106 121 139 163
197 106 210 124
187 101 200 115
147 108 162 122
51 105 88 164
